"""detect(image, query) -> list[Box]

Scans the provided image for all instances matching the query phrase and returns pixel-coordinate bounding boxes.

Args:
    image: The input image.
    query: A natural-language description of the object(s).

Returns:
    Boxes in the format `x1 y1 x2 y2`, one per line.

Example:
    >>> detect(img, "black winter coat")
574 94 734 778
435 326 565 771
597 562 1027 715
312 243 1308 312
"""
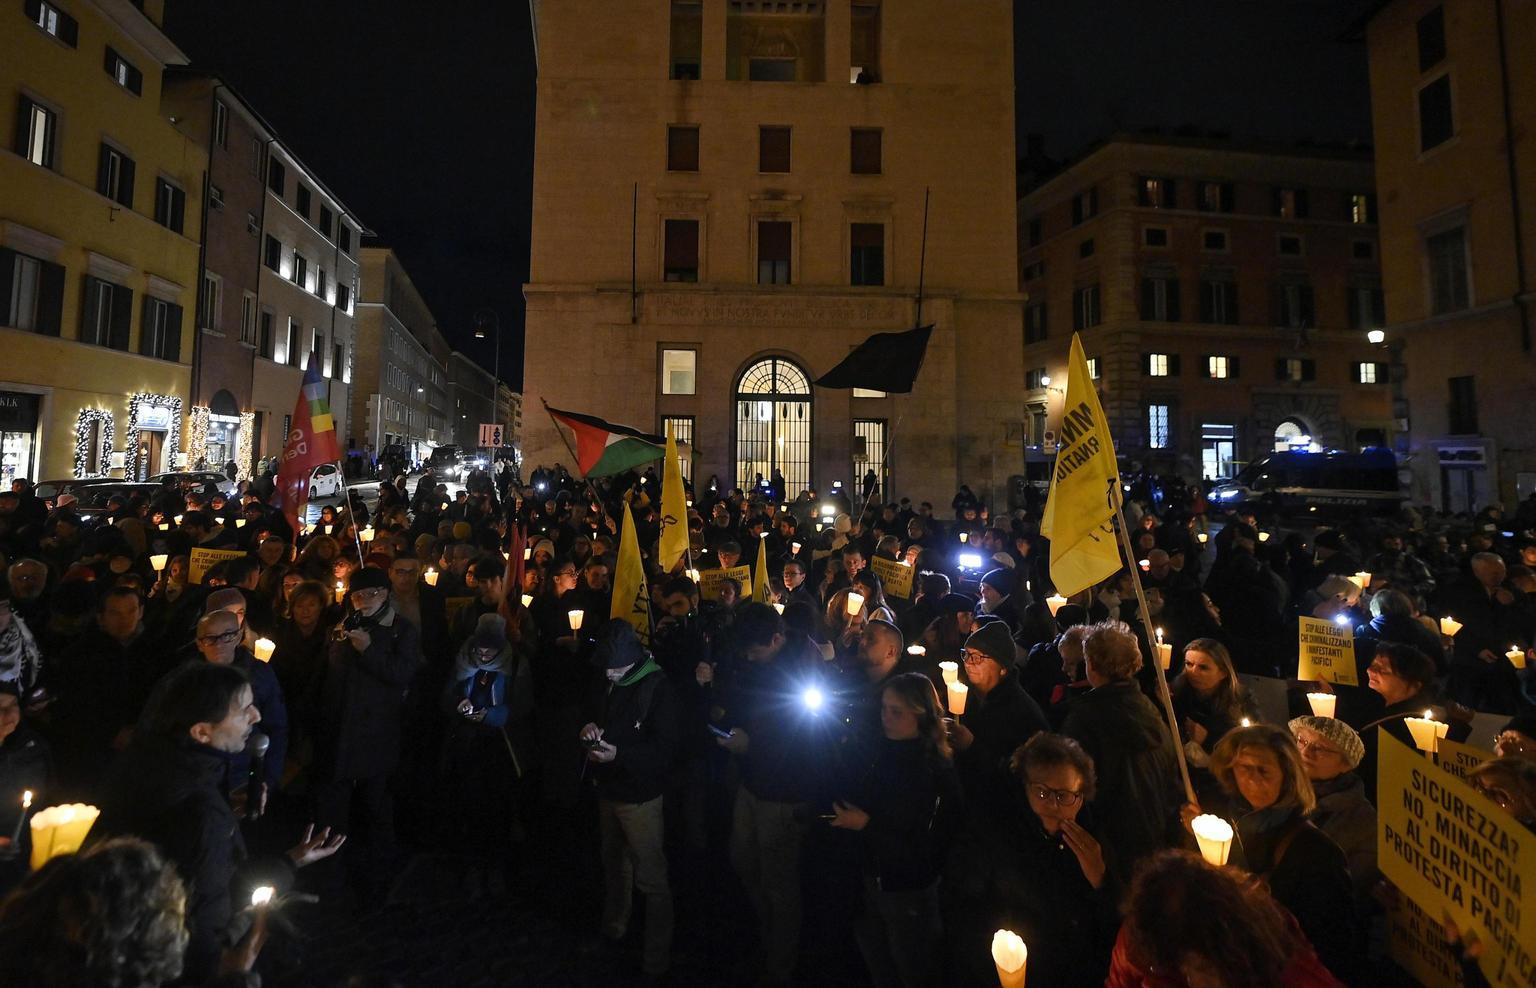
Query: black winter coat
842 737 959 892
313 606 423 781
954 673 1047 821
1060 680 1184 883
589 664 679 804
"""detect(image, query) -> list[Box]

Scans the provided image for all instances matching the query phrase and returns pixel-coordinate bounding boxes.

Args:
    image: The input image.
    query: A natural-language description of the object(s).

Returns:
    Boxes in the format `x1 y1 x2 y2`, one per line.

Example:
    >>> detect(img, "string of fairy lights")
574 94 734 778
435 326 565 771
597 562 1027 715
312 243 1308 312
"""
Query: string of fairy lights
71 409 115 478
73 398 257 481
122 392 183 480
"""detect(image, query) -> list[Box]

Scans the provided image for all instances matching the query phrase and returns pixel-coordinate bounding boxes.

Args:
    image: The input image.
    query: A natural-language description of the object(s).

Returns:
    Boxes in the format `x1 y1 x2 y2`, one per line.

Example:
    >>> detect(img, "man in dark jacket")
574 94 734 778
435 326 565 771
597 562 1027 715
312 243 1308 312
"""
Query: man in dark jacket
195 609 288 796
312 567 423 875
580 619 678 979
951 621 1048 822
1060 620 1184 884
93 662 342 983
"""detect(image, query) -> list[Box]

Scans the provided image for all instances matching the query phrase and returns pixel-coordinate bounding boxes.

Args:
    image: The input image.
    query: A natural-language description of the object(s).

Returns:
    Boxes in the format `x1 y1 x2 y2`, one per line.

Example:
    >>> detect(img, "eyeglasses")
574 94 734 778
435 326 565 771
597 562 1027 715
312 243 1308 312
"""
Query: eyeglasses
197 629 242 646
1367 661 1398 678
961 649 993 666
1295 736 1344 759
1027 782 1084 807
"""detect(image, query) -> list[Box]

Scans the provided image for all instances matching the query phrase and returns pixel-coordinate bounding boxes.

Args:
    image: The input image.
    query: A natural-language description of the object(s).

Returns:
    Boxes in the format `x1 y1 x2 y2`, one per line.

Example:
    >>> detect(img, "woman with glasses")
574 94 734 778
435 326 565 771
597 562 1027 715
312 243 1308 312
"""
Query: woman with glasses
948 619 1047 822
1468 756 1536 830
830 672 958 988
1288 716 1376 908
945 732 1115 988
1181 724 1357 983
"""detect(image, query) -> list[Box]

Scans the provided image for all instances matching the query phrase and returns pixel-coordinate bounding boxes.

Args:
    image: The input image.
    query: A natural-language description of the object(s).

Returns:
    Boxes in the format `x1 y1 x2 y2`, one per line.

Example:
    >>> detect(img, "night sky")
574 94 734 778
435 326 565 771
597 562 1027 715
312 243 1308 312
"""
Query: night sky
163 1 1375 392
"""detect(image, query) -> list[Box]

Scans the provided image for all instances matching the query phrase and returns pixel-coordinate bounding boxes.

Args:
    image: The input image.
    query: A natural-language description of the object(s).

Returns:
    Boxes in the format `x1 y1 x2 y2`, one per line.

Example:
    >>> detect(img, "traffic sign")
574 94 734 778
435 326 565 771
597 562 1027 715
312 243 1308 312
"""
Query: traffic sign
478 423 504 447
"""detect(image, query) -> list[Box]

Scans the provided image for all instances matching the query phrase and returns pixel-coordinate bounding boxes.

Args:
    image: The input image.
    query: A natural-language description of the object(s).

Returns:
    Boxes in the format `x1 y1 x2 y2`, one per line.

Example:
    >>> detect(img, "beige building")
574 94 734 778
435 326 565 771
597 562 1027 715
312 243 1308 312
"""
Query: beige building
1355 0 1535 511
1017 135 1393 482
354 246 450 464
522 0 1024 506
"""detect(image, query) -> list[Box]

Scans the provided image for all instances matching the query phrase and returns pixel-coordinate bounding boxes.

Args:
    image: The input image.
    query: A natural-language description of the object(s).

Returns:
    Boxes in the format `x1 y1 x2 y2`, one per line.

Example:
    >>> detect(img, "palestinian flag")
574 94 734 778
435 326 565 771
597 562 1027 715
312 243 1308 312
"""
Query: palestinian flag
545 402 666 477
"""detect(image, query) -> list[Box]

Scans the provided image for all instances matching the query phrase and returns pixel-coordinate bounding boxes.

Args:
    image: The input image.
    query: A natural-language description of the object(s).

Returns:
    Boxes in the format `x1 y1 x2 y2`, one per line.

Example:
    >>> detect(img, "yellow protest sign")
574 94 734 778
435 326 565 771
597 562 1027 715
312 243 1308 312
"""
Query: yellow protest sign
869 556 914 599
611 502 652 645
697 565 751 602
1386 894 1466 988
188 547 247 585
1040 333 1121 596
1377 732 1535 987
1435 739 1493 784
1297 615 1358 685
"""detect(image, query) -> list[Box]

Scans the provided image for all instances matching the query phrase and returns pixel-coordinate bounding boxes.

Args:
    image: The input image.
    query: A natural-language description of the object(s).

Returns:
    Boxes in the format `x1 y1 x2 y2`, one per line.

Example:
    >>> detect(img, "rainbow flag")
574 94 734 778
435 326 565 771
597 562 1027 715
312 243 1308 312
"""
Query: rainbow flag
277 353 341 535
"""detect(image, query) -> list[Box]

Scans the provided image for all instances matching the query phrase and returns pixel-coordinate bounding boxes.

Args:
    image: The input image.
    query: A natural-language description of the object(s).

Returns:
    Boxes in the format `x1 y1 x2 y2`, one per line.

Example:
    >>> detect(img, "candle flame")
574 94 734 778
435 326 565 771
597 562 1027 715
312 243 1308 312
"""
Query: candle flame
22 790 32 809
1155 627 1164 644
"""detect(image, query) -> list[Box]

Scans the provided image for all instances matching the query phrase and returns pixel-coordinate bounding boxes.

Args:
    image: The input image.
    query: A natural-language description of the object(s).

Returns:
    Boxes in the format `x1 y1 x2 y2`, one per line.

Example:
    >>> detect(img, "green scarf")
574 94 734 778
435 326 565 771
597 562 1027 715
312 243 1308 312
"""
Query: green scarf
616 656 661 688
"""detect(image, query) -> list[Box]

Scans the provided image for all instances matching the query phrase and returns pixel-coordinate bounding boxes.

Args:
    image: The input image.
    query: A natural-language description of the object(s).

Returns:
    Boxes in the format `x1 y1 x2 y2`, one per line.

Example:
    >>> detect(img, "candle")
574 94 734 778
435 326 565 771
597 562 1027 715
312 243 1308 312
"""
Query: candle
791 541 802 555
214 516 225 526
158 523 169 531
1138 558 1151 572
251 885 275 908
1153 628 1172 670
359 526 375 543
334 581 346 603
150 554 168 572
1197 532 1209 544
992 929 1028 988
1306 692 1337 718
252 638 276 663
235 518 247 528
815 523 824 532
947 680 969 715
959 532 968 543
29 803 100 870
1191 814 1234 866
423 568 439 587
8 790 32 846
772 603 785 615
939 660 958 685
1354 571 1372 591
568 609 584 631
1045 594 1068 617
324 524 334 536
686 500 693 508
845 591 865 616
1258 530 1270 542
521 594 534 608
1508 646 1527 670
523 547 532 560
1404 711 1449 753
907 644 927 657
174 514 184 525
1439 616 1462 637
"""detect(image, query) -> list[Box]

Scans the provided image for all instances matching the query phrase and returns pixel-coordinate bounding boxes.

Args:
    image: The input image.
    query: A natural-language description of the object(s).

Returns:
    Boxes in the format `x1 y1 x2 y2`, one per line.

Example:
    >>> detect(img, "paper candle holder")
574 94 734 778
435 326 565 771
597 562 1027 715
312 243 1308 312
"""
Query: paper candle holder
30 804 100 870
568 609 585 631
1404 713 1449 753
1045 594 1068 617
1508 647 1527 670
150 554 168 572
845 591 865 616
521 594 534 608
1439 616 1462 637
253 638 276 663
907 644 927 657
992 929 1028 988
946 680 969 715
1305 692 1336 718
939 660 958 685
1191 814 1233 866
423 569 439 587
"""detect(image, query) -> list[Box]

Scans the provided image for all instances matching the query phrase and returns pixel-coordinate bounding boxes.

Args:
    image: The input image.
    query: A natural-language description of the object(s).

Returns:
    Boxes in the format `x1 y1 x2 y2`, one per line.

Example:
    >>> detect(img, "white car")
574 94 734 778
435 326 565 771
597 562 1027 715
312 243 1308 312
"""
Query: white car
309 463 344 499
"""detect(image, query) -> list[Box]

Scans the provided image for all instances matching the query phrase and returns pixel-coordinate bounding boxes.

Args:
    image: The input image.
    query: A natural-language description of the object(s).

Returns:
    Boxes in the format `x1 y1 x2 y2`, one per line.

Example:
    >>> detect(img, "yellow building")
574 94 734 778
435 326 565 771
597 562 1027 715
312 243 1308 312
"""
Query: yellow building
1356 0 1536 510
1 0 203 483
522 0 1024 507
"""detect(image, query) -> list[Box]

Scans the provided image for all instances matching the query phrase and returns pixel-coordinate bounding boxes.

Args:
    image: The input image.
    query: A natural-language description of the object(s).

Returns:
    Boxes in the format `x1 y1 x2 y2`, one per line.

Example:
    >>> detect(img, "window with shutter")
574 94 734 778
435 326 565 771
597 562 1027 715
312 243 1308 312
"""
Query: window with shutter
264 235 281 272
267 158 286 196
757 221 792 285
296 184 312 218
17 97 58 169
851 129 882 175
663 219 700 282
759 127 791 173
850 223 885 286
29 1 77 45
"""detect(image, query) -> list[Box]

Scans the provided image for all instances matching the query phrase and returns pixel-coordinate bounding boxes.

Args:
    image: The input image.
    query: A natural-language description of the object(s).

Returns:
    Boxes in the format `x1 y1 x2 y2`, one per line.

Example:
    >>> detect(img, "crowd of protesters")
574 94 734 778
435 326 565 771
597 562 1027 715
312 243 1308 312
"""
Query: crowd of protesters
0 459 1534 987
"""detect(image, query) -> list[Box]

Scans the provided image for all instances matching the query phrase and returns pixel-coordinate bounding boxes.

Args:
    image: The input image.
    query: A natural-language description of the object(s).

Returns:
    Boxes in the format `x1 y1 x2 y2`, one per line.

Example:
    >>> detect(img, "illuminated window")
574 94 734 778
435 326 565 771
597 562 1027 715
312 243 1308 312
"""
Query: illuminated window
1358 362 1378 384
1147 353 1171 377
661 349 696 395
1148 405 1170 449
1207 356 1229 379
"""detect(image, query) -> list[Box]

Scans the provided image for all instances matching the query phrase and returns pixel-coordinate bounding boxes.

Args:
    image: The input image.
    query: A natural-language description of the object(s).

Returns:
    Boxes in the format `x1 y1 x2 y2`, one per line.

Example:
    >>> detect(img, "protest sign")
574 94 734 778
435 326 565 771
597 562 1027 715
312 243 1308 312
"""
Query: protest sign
1435 739 1493 784
697 565 751 602
1377 732 1535 987
1297 615 1358 685
188 547 247 585
1386 894 1466 988
869 556 914 599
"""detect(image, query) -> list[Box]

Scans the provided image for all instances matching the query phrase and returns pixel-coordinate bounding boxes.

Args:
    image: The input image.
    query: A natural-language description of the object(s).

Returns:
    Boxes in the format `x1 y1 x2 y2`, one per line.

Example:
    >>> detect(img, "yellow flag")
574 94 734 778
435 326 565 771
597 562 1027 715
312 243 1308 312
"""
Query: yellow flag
657 421 688 573
1039 333 1123 596
611 501 652 645
752 535 771 603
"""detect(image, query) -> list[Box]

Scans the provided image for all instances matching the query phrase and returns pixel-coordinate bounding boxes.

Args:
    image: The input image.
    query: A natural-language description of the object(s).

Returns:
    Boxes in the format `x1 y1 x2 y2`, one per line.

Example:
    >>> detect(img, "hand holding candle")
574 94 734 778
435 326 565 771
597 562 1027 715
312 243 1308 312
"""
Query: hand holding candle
1508 646 1527 670
845 591 865 616
150 553 168 573
991 929 1028 988
1191 814 1234 866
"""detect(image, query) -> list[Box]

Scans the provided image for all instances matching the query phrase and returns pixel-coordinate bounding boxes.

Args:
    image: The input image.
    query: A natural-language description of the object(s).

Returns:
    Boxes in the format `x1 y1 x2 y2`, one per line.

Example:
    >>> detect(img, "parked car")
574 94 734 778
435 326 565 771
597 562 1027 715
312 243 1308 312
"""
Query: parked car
58 482 164 519
149 471 238 498
1208 449 1404 519
308 463 344 499
32 477 125 502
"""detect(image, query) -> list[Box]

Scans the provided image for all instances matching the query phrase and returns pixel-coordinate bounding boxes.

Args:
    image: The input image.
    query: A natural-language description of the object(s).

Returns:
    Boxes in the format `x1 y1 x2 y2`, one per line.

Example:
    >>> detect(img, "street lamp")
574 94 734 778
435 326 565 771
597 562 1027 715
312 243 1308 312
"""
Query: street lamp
473 308 501 390
1366 329 1386 345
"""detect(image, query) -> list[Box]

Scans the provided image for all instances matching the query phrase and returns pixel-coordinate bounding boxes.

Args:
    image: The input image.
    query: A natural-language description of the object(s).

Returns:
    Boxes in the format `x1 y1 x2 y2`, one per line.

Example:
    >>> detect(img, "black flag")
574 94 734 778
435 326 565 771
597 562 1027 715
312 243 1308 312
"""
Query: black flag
814 324 934 393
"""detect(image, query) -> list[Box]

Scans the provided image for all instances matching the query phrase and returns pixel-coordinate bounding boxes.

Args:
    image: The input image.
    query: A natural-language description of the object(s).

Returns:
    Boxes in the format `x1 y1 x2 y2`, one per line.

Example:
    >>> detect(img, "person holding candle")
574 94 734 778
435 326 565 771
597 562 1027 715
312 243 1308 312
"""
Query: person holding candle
0 682 49 890
976 567 1024 637
1180 725 1356 982
1439 551 1526 714
1169 639 1254 777
95 662 344 982
949 621 1047 821
1286 716 1377 908
1106 849 1346 988
1356 642 1468 803
1060 621 1185 883
268 580 332 759
830 672 959 988
194 610 288 800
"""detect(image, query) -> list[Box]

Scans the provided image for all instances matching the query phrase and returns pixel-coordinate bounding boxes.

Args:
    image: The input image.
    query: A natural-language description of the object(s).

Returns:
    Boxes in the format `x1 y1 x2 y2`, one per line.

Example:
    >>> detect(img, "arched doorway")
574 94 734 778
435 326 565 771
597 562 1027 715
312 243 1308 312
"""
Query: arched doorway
1273 417 1317 452
735 357 811 494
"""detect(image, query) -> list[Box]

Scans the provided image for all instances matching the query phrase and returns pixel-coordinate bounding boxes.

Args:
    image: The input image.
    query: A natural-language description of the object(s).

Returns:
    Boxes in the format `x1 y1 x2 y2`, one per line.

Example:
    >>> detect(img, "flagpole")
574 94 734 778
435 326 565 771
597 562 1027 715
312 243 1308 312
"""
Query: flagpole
540 398 613 518
337 459 366 566
915 186 930 328
1108 479 1196 804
